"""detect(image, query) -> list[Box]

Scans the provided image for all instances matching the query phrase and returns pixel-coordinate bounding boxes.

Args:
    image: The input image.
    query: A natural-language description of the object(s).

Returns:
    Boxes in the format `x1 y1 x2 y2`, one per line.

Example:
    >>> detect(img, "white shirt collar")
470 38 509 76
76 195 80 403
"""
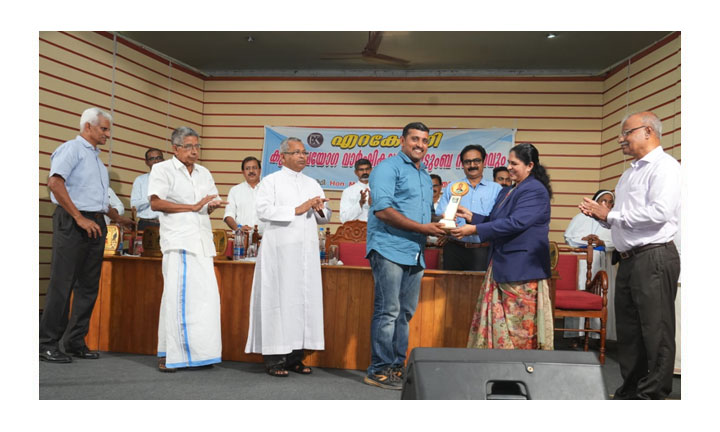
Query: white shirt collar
631 145 664 168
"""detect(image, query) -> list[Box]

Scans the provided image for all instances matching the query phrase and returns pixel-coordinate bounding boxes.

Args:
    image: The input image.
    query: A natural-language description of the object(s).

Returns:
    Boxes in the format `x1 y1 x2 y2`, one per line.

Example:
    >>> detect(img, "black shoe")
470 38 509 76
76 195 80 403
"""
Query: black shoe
66 346 100 359
40 349 73 363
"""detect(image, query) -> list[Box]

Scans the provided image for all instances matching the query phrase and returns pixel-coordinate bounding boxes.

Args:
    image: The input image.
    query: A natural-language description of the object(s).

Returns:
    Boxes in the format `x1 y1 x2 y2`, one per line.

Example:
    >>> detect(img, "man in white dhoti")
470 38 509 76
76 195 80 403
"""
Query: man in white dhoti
245 137 332 377
148 126 228 372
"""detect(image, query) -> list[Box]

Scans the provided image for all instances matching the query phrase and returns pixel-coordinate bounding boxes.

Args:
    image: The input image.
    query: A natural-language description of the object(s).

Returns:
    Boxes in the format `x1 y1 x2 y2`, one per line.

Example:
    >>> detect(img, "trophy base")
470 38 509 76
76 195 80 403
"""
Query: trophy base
439 219 456 229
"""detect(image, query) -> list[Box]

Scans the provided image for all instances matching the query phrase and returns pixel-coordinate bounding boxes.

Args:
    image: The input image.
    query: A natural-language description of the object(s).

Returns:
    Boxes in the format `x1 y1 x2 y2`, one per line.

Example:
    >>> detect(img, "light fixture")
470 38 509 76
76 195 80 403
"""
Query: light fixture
547 33 557 39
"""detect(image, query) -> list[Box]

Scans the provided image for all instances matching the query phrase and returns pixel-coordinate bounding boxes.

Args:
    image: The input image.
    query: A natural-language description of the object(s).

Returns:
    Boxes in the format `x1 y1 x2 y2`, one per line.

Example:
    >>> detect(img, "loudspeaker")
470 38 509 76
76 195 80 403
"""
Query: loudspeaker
401 348 608 400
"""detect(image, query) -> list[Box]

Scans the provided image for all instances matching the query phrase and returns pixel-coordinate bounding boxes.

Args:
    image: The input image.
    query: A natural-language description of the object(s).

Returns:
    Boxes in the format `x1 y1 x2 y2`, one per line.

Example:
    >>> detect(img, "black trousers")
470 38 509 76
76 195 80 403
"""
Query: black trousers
441 240 489 271
614 242 680 399
39 206 107 352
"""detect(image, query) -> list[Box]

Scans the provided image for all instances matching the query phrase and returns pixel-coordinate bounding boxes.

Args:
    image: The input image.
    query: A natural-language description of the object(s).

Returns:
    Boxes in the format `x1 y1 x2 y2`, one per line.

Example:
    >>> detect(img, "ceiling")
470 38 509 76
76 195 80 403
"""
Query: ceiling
116 31 674 78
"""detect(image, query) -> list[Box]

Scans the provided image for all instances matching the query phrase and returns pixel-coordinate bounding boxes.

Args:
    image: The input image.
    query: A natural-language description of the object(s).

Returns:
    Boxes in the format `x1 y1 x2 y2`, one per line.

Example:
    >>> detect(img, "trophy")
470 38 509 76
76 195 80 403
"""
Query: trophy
439 181 470 231
104 225 120 256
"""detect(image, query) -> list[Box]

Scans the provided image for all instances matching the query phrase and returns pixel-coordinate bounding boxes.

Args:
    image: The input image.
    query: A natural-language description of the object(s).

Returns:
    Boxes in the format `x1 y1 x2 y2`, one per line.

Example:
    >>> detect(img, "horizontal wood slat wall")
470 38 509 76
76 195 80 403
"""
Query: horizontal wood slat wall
39 31 681 312
38 31 204 308
202 78 604 238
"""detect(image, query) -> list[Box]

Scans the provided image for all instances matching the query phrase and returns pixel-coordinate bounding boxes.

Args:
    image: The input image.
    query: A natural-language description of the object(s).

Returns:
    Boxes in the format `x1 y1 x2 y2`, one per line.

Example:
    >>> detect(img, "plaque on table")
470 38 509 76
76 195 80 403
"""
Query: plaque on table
439 181 470 230
212 229 228 258
104 225 120 256
141 226 162 257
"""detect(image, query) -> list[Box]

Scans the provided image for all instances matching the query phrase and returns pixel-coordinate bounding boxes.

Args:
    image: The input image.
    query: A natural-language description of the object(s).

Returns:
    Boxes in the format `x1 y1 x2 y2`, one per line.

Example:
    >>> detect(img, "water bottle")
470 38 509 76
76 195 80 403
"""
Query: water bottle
117 226 124 255
318 227 326 263
233 227 245 261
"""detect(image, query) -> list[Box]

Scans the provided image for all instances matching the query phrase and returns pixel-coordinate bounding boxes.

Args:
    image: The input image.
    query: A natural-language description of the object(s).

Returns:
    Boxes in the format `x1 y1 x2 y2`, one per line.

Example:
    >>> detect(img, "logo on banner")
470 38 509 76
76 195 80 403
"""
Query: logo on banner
307 133 324 148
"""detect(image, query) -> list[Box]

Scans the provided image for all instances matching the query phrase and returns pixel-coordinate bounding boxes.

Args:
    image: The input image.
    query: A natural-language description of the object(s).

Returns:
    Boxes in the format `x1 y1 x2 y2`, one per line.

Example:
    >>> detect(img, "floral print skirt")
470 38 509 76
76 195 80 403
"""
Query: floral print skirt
467 263 554 350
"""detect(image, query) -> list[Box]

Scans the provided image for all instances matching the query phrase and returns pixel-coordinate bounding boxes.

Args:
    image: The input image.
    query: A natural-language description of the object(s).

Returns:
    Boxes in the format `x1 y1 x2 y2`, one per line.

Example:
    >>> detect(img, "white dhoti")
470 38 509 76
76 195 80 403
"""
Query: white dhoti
158 249 222 368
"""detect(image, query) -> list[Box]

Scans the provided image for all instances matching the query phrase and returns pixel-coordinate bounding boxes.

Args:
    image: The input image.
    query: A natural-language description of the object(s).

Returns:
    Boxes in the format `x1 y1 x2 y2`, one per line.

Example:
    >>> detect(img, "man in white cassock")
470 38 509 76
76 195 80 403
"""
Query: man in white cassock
148 126 228 372
245 137 332 377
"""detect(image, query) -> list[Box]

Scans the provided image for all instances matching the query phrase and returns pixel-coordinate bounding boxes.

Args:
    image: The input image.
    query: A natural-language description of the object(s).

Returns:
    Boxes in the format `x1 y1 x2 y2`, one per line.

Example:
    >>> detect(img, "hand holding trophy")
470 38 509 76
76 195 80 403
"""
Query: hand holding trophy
439 181 470 231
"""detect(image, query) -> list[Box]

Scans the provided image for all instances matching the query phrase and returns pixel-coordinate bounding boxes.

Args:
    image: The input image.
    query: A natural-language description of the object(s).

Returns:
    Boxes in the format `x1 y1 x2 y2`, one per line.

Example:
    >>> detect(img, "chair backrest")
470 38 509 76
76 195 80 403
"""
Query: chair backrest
326 220 367 251
425 248 440 270
556 237 601 291
339 242 370 266
556 254 580 291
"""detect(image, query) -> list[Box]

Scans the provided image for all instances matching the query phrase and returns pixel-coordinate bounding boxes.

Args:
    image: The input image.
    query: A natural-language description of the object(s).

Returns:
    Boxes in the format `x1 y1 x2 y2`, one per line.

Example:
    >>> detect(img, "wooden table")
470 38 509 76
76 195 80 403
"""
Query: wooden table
86 256 484 371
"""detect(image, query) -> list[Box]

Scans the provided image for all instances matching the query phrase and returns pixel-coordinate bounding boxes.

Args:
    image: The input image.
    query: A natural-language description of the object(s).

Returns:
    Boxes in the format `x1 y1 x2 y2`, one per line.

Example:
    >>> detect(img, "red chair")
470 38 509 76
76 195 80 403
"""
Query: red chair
551 239 609 364
424 248 440 269
338 242 370 267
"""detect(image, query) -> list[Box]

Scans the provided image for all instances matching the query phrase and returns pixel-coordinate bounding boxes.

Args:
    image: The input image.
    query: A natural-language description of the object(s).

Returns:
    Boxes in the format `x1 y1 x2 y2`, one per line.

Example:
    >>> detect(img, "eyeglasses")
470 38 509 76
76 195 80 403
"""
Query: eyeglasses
177 144 201 150
462 158 483 166
620 125 647 138
146 156 164 162
284 151 309 156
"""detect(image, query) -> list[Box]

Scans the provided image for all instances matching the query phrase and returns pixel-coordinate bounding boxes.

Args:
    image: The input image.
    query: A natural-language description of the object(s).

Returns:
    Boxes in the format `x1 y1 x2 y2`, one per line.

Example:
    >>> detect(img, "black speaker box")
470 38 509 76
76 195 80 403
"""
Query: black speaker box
401 348 608 400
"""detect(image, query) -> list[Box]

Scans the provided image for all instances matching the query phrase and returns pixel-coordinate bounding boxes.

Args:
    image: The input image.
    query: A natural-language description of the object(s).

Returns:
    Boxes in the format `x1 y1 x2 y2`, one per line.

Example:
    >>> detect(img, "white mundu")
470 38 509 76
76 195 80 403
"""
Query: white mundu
339 181 370 223
148 156 222 368
245 166 331 355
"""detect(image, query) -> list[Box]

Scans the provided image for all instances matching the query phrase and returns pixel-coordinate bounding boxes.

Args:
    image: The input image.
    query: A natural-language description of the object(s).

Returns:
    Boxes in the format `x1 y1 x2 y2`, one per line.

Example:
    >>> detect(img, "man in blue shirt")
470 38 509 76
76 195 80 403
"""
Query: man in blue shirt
436 144 502 271
364 122 446 390
40 107 133 363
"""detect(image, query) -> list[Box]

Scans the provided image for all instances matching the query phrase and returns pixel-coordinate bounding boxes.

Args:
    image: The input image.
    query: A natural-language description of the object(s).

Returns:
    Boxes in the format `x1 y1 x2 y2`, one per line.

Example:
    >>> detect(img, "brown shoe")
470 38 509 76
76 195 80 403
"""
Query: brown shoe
158 357 176 373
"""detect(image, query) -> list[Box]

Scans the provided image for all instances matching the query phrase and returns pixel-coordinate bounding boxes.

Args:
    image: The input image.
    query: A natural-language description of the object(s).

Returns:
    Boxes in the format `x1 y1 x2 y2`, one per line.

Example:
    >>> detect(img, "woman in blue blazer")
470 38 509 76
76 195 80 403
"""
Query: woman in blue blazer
452 143 554 350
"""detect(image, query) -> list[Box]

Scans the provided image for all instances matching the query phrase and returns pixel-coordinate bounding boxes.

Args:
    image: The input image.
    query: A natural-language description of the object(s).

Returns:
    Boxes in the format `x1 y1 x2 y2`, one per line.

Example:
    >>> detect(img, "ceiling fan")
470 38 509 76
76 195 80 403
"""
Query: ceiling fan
321 31 410 67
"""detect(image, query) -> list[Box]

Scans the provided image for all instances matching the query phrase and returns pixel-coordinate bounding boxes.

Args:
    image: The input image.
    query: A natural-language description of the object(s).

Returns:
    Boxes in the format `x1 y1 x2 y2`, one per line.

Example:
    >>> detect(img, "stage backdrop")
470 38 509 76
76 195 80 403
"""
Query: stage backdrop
262 126 515 191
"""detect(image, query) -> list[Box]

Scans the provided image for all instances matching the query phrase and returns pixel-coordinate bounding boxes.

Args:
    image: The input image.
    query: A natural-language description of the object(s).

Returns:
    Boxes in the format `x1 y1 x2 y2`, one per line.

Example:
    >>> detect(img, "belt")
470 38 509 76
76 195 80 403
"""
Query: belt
618 242 671 260
139 217 159 221
449 239 489 249
79 210 104 220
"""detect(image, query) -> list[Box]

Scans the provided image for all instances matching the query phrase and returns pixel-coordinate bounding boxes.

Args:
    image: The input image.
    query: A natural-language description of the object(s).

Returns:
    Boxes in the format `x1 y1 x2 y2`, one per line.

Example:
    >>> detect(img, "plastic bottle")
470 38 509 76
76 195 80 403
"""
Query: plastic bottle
233 227 245 261
117 226 124 255
318 227 326 263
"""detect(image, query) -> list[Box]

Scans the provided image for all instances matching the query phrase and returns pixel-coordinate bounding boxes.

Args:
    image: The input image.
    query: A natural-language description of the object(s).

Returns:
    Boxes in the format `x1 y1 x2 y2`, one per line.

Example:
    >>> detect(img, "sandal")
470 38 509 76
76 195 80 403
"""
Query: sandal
288 362 312 374
158 357 176 373
266 365 289 377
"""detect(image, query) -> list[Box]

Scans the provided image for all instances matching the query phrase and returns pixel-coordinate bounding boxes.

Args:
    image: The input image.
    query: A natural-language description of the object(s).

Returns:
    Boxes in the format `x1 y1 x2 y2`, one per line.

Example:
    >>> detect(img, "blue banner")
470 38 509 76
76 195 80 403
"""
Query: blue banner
262 126 515 191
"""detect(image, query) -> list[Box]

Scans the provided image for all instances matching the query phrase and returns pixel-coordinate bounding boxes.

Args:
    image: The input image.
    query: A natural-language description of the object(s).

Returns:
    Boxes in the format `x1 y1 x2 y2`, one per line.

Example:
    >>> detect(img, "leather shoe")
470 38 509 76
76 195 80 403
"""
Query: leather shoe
66 346 100 359
40 349 72 363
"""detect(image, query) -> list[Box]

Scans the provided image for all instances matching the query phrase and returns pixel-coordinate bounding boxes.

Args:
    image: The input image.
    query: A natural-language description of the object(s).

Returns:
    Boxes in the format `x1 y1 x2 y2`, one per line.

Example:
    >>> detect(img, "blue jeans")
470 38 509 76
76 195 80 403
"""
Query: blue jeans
367 250 424 375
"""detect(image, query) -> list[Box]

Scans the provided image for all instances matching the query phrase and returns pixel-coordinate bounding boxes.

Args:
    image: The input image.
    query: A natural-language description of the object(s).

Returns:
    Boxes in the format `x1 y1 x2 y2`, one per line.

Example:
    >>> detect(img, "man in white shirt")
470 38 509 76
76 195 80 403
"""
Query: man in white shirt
131 148 164 231
148 126 228 372
339 158 372 223
580 111 680 400
224 156 262 235
245 137 331 377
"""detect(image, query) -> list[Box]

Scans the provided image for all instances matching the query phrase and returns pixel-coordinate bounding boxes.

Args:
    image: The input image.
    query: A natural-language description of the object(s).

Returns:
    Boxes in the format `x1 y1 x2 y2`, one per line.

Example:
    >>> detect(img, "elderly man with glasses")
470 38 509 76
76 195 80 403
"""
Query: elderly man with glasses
131 148 164 231
245 137 332 377
580 111 680 399
435 144 502 271
148 126 228 372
